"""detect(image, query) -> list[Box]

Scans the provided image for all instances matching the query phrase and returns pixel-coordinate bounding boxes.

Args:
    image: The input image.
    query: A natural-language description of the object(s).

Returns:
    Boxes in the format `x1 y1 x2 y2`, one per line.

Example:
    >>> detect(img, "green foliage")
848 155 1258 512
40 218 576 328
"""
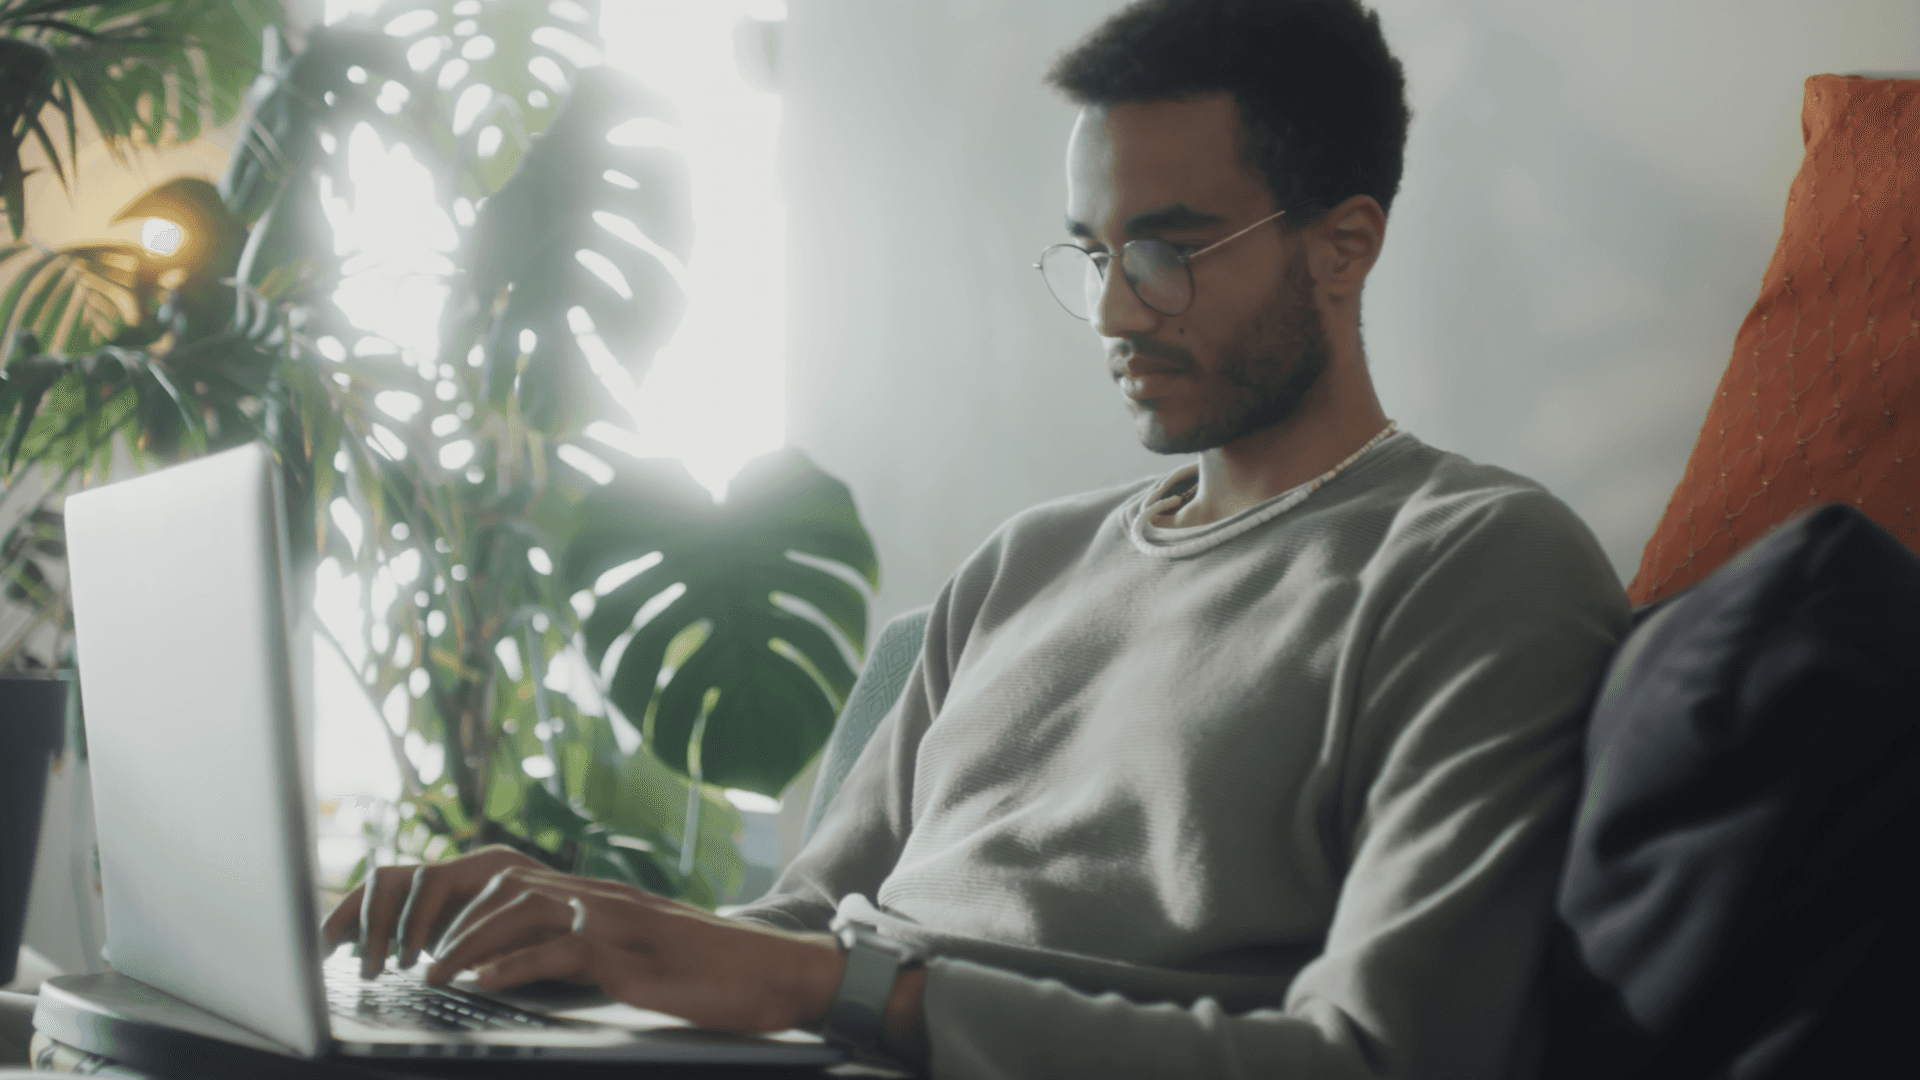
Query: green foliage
452 64 689 436
565 448 878 797
0 0 285 238
0 0 875 908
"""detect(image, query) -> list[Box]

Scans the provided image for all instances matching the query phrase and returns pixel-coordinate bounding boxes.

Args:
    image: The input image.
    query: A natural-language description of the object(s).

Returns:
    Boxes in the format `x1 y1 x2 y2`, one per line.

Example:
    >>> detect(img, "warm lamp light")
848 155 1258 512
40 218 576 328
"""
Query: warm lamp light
140 217 184 256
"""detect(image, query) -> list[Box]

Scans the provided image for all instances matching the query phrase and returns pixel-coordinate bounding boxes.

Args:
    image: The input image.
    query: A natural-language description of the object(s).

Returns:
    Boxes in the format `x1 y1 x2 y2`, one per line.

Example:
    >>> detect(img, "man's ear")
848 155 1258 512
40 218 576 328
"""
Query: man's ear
1309 194 1386 299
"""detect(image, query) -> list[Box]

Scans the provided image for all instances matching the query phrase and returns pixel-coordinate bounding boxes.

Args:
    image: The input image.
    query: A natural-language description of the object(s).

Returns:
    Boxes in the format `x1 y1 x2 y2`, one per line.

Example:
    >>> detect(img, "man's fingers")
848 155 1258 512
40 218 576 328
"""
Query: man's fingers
471 934 597 992
397 865 432 969
431 864 578 959
320 882 365 949
357 865 417 978
425 889 574 984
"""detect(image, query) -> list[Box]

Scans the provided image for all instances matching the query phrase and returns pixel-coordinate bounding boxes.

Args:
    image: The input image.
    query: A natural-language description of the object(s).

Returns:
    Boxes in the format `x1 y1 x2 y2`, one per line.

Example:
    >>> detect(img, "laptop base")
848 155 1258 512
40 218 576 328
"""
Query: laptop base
33 973 852 1078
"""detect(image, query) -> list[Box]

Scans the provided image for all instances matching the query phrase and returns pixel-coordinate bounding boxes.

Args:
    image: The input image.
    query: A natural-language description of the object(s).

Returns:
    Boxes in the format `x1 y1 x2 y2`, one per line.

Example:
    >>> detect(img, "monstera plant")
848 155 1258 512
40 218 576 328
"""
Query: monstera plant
0 0 876 908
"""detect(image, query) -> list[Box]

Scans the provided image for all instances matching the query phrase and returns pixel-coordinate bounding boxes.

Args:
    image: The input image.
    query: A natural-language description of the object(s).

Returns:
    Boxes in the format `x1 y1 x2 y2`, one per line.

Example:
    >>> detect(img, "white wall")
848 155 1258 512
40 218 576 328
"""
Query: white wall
780 0 1920 633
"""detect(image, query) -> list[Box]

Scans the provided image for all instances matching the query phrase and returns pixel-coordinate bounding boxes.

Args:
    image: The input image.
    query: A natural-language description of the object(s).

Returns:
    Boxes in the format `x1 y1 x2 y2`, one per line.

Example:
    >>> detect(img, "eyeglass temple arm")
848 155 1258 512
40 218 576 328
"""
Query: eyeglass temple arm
1188 207 1288 260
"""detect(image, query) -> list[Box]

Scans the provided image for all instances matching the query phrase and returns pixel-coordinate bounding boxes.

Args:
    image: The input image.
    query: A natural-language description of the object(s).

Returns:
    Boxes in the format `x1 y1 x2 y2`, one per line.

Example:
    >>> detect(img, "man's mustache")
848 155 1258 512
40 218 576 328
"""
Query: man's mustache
1109 336 1197 378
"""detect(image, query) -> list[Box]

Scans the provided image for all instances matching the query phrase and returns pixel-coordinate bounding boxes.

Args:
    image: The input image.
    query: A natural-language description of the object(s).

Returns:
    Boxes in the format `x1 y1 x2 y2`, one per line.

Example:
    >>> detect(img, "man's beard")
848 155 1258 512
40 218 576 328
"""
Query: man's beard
1137 252 1331 455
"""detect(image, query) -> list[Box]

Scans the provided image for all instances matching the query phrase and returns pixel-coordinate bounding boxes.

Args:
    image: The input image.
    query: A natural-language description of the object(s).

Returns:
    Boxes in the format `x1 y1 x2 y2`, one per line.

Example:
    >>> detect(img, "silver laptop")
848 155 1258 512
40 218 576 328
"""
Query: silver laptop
62 442 842 1065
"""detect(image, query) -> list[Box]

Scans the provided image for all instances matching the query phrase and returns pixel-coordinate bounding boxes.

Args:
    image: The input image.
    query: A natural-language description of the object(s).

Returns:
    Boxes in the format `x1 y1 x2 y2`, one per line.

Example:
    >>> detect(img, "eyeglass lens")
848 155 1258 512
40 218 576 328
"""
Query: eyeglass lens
1038 241 1193 321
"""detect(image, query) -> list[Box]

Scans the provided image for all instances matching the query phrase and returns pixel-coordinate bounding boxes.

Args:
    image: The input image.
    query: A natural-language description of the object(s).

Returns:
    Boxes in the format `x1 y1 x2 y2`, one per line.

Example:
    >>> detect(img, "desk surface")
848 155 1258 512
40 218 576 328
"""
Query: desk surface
33 974 900 1079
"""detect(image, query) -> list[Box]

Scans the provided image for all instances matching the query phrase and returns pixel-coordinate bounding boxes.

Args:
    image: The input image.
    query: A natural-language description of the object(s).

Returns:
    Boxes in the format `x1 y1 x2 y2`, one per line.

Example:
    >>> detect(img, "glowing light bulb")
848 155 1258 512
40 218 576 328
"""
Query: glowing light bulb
141 218 183 256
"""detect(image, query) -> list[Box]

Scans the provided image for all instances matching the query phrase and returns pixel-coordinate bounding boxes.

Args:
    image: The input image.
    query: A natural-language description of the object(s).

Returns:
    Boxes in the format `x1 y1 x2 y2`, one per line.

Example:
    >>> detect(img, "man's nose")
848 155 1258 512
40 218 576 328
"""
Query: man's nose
1091 257 1158 339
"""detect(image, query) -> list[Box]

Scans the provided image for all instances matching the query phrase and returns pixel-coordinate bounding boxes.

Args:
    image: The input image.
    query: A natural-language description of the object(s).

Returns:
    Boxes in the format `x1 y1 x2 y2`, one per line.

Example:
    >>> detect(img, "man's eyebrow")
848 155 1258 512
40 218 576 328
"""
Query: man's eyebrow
1063 205 1227 243
1124 204 1225 236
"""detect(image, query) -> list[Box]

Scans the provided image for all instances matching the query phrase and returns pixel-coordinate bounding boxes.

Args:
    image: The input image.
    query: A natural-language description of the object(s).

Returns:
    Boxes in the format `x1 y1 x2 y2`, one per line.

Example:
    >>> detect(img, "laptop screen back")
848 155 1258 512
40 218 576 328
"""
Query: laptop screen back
65 443 328 1057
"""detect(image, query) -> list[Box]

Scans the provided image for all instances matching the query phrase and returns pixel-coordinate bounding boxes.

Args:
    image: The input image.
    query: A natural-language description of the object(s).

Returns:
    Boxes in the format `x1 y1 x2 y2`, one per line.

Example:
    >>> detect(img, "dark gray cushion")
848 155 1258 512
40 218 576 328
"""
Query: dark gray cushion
803 607 931 841
1545 503 1920 1079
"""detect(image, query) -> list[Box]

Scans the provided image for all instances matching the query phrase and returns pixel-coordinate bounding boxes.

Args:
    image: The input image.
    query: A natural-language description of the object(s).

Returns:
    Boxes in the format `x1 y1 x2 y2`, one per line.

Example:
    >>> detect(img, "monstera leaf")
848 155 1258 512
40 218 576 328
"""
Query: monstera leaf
0 0 284 238
446 63 689 436
363 0 606 196
563 447 879 798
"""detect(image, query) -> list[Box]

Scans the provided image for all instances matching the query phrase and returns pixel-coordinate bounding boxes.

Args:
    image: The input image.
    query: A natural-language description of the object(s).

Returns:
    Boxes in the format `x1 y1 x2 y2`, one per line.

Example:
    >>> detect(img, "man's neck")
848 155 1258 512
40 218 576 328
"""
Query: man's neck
1161 358 1391 529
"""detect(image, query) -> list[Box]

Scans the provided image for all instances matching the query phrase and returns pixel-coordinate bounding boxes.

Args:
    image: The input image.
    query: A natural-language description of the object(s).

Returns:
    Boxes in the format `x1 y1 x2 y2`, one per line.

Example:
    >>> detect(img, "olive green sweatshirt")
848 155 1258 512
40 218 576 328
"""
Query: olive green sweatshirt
733 433 1629 1079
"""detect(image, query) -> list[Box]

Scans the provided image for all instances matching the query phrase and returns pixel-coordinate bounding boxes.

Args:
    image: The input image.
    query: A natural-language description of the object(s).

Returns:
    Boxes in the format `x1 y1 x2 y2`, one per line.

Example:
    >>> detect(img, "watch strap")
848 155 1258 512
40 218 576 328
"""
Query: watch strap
821 920 921 1052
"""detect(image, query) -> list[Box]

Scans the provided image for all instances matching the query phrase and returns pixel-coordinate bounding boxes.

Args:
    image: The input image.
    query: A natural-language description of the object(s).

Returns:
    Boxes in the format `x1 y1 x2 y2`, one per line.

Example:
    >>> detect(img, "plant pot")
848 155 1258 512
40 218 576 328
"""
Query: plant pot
0 674 68 986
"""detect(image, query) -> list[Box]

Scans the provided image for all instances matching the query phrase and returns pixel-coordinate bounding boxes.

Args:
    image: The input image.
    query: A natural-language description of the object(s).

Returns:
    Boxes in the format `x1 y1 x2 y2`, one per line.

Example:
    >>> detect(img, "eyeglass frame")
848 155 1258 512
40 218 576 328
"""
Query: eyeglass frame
1032 206 1289 321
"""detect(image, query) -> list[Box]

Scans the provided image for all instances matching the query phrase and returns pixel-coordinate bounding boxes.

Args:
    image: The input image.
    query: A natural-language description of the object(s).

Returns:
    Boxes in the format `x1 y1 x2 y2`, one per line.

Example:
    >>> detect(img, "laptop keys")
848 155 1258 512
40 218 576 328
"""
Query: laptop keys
325 966 564 1031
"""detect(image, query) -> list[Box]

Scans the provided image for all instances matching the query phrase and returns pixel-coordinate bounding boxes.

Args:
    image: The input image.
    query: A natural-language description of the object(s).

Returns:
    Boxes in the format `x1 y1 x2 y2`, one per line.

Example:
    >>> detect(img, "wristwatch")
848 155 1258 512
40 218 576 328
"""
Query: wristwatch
821 916 923 1052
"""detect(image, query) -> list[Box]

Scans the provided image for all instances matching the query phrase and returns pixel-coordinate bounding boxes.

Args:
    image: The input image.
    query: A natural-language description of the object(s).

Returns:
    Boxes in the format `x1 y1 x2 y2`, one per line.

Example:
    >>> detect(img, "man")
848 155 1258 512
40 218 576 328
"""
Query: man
327 1 1629 1076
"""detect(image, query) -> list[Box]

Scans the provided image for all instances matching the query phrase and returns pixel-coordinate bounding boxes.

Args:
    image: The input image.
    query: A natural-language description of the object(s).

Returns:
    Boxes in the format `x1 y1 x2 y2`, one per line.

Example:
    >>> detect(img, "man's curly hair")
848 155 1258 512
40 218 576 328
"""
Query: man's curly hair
1047 0 1410 226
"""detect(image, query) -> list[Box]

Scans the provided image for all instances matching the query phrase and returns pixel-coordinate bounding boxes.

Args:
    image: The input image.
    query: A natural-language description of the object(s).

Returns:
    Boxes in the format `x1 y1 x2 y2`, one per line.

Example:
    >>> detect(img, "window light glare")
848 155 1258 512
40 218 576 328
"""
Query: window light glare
140 217 183 256
476 125 503 158
527 547 554 575
605 117 678 148
462 35 496 61
452 19 477 36
557 443 615 485
374 390 424 421
377 81 409 114
452 0 481 14
549 0 591 24
369 425 408 460
527 56 568 93
519 328 538 354
575 248 632 299
439 439 476 469
347 65 368 84
531 26 601 67
406 36 443 71
438 58 470 91
602 169 640 190
528 88 550 108
593 552 661 596
452 83 491 134
384 9 436 36
724 788 781 814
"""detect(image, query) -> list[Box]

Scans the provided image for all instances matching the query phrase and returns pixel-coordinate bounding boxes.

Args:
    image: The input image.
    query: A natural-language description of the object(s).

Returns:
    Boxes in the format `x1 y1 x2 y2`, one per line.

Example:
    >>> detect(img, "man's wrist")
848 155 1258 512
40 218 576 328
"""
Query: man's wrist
792 933 846 1029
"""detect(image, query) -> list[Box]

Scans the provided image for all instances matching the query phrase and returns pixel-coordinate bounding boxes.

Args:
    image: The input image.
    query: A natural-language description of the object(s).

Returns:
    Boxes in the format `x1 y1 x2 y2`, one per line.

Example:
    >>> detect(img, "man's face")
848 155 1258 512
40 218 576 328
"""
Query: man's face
1065 95 1329 454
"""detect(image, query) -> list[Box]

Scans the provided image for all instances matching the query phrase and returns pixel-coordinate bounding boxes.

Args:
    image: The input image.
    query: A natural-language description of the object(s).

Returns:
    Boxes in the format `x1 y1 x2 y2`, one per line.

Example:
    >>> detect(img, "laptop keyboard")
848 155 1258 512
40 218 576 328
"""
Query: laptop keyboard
325 963 569 1032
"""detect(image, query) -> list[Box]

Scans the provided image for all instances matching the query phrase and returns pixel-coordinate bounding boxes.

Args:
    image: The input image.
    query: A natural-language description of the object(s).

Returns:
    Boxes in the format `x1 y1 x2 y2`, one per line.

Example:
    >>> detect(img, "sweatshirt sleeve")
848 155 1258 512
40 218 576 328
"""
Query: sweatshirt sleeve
913 489 1629 1080
727 551 978 933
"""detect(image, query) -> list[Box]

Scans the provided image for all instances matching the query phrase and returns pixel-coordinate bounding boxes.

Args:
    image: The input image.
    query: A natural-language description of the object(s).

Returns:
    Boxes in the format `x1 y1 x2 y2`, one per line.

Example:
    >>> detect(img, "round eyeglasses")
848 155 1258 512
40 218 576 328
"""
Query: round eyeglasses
1033 208 1288 321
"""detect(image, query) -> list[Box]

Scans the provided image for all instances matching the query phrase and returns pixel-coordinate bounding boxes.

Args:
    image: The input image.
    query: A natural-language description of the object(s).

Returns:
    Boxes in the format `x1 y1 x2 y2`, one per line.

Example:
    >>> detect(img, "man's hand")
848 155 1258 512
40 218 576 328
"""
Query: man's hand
321 846 847 1034
322 845 546 979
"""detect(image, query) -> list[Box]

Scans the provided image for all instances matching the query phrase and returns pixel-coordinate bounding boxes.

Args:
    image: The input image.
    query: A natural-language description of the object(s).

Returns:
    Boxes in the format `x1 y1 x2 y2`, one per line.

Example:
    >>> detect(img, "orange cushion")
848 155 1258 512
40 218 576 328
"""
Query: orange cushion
1629 75 1920 605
